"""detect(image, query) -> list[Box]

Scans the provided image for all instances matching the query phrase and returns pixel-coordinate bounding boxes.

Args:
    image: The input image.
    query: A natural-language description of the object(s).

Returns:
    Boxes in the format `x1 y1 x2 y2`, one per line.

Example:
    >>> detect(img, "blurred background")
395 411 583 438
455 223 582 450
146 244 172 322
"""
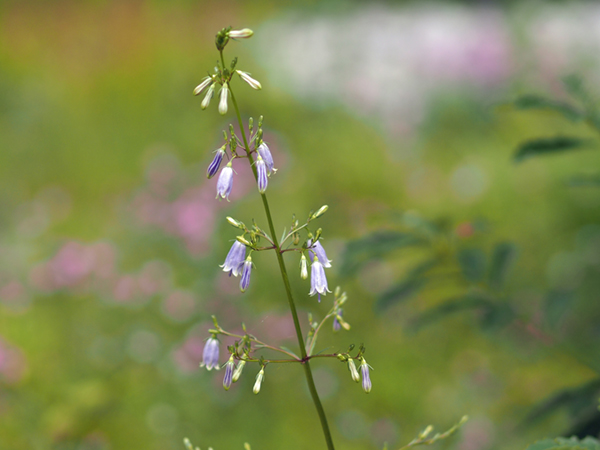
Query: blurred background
2 1 600 449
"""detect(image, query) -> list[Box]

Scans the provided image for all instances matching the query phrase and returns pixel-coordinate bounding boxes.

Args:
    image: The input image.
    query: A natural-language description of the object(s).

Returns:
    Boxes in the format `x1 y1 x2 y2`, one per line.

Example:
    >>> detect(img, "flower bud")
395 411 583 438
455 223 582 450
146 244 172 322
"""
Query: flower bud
236 235 251 246
253 367 265 394
223 354 235 390
232 360 246 382
257 143 275 174
348 358 360 382
360 358 372 393
207 147 226 179
312 205 329 219
218 83 229 115
240 256 253 292
226 216 245 229
300 254 308 280
236 70 262 90
201 83 216 110
229 28 254 39
194 76 213 96
216 162 233 200
256 155 268 193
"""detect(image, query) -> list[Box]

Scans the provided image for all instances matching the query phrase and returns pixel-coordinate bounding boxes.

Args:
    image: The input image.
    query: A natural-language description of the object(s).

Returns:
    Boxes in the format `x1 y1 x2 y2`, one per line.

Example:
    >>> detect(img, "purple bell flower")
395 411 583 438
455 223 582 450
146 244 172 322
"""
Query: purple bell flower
221 241 246 276
207 147 226 179
216 163 233 200
309 258 331 301
240 256 253 292
256 156 268 194
257 143 275 174
308 240 332 268
223 355 235 390
360 358 372 393
201 337 220 371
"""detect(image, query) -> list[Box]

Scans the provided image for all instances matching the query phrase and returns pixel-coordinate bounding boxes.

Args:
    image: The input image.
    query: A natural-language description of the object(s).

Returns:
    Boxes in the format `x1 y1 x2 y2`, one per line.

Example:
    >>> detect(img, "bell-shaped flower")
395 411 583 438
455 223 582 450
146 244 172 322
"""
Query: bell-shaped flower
256 156 268 193
360 358 372 393
257 143 275 174
308 240 332 268
218 83 229 115
207 147 226 179
201 83 216 110
236 70 262 90
216 162 233 200
240 256 253 292
221 241 246 276
309 257 331 301
223 355 235 390
200 337 220 371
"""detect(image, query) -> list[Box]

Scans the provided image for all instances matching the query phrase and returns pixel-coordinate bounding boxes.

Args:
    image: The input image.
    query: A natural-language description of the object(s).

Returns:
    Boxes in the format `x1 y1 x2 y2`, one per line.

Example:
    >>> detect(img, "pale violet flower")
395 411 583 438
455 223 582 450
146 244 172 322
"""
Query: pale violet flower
218 83 229 115
207 147 226 179
229 28 254 39
253 367 265 394
308 240 332 268
216 163 233 200
236 70 262 90
201 83 216 110
200 337 220 371
221 241 246 276
240 256 253 292
223 355 235 390
194 76 213 96
360 358 372 393
309 258 331 301
256 155 268 193
257 143 275 174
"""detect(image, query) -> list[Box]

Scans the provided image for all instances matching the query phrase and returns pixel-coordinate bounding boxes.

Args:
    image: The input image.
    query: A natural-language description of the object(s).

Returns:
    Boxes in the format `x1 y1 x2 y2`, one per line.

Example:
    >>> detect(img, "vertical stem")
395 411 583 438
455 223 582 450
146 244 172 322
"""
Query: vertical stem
222 50 335 450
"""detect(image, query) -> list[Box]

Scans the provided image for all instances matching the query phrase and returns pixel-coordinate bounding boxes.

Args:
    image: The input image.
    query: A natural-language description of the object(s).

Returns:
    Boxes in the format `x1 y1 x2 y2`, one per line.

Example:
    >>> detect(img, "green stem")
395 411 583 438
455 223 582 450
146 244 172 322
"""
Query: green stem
222 50 335 450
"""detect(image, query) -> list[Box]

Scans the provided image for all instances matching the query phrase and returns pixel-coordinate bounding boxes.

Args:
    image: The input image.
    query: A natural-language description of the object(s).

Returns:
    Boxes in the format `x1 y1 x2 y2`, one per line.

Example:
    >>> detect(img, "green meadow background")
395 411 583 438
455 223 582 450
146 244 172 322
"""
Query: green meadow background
1 1 600 450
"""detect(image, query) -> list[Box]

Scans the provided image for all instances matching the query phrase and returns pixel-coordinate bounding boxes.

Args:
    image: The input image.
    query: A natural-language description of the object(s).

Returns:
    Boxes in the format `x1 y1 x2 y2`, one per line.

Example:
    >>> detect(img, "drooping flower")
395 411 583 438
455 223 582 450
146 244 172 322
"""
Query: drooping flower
256 156 268 193
309 257 331 301
236 70 262 90
240 256 253 292
229 28 254 39
207 147 226 179
253 367 265 394
221 241 246 276
232 360 246 383
194 76 213 96
216 163 233 200
257 143 275 174
360 358 372 393
223 354 235 390
201 83 216 110
299 254 308 280
200 337 220 371
308 240 332 268
218 83 229 115
348 358 360 382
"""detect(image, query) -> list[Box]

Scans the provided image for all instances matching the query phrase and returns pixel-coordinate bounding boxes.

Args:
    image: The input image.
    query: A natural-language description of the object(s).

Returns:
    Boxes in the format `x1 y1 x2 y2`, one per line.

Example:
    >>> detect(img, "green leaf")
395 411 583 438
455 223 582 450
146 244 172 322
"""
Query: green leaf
544 290 574 329
375 259 438 311
409 295 492 332
457 248 486 283
513 95 584 122
513 137 592 163
479 302 515 331
340 231 425 276
488 242 518 290
526 436 600 450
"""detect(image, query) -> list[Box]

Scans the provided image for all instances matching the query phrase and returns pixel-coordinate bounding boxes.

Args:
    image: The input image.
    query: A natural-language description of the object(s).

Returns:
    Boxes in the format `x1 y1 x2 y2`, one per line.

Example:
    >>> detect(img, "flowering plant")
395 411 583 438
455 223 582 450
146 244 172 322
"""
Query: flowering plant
185 26 466 450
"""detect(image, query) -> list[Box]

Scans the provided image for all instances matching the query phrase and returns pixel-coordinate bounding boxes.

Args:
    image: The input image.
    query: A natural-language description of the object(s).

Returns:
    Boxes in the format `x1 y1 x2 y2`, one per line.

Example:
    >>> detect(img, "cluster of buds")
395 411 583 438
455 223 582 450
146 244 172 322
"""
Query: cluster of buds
337 345 372 394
